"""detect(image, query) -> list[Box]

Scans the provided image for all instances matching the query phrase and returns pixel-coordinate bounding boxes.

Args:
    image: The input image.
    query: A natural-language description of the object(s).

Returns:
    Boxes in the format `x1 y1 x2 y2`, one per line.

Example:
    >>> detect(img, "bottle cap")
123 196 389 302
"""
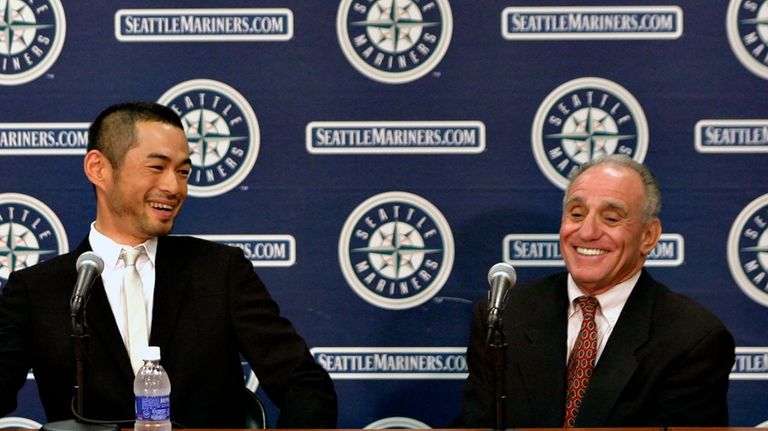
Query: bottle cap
142 346 161 361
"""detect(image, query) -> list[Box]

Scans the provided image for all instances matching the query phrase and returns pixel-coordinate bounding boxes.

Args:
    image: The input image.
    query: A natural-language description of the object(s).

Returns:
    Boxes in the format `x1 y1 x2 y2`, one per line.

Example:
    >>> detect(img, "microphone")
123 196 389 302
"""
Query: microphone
486 262 517 330
69 252 104 316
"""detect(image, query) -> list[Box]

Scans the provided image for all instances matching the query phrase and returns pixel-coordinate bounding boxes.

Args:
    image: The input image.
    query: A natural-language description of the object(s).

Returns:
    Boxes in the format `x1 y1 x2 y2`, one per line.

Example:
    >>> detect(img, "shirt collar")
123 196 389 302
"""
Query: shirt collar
88 222 158 268
567 270 641 325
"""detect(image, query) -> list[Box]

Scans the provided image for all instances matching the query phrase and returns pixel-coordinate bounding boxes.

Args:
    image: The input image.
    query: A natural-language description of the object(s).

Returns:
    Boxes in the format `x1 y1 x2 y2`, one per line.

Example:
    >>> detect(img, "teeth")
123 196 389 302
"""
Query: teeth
576 247 607 256
149 202 173 211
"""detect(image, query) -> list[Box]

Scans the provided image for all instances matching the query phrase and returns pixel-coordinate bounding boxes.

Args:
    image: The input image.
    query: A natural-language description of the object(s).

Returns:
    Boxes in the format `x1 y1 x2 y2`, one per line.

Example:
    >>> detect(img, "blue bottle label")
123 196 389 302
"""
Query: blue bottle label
135 396 171 421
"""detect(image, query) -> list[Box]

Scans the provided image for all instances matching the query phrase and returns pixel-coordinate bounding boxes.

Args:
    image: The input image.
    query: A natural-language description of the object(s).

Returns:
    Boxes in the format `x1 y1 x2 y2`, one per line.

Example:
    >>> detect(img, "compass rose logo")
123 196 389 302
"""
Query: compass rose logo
727 0 768 80
339 191 454 310
361 220 435 280
158 79 260 198
728 193 768 308
531 77 648 189
0 193 68 292
337 0 453 84
0 0 65 85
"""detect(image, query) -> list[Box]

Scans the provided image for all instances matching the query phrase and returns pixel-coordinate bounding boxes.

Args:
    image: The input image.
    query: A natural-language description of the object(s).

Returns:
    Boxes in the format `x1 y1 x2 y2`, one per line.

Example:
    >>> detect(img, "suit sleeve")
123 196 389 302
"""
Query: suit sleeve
452 300 495 428
0 272 34 416
225 247 338 428
646 323 735 426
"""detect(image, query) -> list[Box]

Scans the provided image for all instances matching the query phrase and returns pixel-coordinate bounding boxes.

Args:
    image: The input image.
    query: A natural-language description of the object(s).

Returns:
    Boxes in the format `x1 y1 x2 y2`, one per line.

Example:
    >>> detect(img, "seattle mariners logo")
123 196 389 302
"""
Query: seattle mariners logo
531 77 648 189
339 192 454 310
336 0 453 84
728 193 768 308
158 79 260 198
0 0 66 86
726 0 768 80
0 193 68 292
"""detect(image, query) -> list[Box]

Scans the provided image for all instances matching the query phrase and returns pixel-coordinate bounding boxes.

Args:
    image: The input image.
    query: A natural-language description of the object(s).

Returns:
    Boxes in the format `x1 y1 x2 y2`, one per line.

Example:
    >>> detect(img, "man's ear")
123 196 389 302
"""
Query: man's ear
641 218 662 255
83 150 111 189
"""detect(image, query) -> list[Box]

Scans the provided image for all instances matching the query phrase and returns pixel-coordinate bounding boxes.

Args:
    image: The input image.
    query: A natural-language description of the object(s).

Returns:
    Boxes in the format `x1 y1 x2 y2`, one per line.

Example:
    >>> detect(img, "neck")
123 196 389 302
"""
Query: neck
93 220 151 247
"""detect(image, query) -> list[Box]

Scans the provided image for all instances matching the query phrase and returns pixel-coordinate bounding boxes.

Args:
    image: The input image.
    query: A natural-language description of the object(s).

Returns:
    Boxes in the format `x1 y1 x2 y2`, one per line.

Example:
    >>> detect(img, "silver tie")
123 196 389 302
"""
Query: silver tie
122 247 148 375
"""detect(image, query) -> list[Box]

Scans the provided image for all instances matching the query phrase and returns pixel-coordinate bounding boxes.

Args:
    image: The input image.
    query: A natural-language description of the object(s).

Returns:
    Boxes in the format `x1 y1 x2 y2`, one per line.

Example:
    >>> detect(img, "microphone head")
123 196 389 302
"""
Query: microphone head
76 251 104 273
487 262 517 286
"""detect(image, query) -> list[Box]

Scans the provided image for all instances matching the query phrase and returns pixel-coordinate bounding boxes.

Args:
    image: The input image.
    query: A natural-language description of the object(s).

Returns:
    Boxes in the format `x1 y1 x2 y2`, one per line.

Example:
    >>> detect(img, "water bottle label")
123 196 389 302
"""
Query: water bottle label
135 396 171 421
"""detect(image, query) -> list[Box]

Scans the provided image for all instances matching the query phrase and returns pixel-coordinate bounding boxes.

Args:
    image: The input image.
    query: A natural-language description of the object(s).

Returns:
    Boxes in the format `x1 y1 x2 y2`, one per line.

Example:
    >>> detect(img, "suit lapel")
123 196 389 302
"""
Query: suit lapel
68 236 192 383
149 236 188 354
576 270 655 426
73 239 136 382
516 276 570 426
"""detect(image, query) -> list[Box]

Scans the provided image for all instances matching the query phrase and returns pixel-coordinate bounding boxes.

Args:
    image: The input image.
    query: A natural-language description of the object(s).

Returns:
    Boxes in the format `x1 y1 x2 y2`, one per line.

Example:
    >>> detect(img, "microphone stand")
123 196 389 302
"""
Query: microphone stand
41 307 119 431
72 310 88 418
486 313 508 431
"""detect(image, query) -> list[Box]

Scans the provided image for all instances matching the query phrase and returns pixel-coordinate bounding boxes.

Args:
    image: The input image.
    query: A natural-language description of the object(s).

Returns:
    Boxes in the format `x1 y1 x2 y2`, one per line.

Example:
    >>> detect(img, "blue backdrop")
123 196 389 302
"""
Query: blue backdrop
1 0 767 428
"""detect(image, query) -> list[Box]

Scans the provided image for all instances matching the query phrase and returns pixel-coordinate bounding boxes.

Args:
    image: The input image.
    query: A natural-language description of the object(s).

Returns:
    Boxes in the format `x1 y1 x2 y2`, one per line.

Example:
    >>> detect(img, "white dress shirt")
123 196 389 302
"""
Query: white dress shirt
88 223 158 348
565 270 641 364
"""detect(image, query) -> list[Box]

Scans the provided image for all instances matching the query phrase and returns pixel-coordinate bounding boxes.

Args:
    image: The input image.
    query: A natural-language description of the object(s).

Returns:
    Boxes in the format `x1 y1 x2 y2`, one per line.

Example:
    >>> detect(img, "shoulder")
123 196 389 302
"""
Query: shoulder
159 235 241 254
157 235 247 267
640 272 733 341
10 251 78 281
512 271 568 301
473 271 568 314
519 271 569 290
646 274 723 321
2 251 78 300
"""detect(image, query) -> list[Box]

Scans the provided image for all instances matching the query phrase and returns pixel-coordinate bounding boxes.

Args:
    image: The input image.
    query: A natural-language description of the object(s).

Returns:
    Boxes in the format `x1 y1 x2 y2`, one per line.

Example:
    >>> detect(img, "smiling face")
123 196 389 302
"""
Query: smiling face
559 163 661 295
86 120 191 245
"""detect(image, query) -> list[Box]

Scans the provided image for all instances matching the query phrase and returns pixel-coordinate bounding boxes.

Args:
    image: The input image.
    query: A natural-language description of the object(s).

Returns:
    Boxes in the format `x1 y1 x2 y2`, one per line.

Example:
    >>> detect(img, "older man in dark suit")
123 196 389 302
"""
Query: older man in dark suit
0 101 337 428
455 155 735 428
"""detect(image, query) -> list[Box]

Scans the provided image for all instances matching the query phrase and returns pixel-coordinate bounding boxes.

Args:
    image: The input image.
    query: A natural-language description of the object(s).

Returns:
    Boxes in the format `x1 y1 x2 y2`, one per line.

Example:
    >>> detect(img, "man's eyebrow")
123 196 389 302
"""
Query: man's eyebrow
601 201 629 213
564 197 629 214
564 196 585 207
146 153 192 166
146 153 171 162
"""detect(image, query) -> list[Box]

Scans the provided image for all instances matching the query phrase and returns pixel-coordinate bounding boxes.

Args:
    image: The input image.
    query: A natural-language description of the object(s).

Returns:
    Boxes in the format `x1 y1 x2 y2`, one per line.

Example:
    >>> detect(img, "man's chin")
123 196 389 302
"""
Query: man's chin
146 221 175 238
569 271 610 292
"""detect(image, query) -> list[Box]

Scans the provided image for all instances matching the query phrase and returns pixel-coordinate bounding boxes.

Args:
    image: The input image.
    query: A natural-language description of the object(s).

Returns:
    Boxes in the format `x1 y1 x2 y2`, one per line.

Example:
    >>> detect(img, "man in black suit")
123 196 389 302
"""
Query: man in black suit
455 155 735 428
0 102 337 428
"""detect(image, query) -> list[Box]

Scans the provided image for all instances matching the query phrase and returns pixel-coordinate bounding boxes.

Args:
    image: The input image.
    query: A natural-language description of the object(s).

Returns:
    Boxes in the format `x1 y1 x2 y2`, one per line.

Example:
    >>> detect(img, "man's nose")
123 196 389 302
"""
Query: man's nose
159 169 184 195
578 213 602 240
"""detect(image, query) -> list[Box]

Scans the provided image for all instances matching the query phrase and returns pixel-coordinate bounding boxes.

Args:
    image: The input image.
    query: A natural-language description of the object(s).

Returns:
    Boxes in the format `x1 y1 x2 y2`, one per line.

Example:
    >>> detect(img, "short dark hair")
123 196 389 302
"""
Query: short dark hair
563 154 662 222
87 101 184 169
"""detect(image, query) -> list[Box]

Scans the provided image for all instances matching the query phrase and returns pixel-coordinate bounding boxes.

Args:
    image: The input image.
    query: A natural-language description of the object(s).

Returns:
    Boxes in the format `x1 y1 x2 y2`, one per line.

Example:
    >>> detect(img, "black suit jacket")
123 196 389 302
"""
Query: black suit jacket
0 236 337 428
454 270 735 428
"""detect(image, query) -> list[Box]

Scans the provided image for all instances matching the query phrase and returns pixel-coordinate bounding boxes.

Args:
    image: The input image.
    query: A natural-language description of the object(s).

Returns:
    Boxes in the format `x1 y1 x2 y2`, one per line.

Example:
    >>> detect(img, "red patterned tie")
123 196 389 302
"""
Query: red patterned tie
564 296 600 427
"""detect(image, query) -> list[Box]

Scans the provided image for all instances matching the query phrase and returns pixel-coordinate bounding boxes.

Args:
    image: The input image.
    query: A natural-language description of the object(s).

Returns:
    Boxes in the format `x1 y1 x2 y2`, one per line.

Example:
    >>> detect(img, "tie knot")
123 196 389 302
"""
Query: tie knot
575 296 599 316
122 247 143 267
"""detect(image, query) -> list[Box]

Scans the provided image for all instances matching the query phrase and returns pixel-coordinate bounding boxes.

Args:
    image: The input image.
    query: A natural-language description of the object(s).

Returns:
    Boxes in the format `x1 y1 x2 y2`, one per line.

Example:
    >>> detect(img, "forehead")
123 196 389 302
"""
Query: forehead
133 121 189 155
566 163 645 206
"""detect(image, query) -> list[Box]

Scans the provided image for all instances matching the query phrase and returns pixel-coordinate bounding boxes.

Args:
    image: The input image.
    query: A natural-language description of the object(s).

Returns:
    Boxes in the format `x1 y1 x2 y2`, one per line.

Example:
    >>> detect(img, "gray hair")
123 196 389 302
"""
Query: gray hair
563 154 662 222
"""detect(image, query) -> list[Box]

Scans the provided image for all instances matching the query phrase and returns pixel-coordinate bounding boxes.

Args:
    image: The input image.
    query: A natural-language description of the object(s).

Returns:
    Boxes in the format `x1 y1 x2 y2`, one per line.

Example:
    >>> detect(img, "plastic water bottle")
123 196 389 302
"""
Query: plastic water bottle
134 346 172 431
